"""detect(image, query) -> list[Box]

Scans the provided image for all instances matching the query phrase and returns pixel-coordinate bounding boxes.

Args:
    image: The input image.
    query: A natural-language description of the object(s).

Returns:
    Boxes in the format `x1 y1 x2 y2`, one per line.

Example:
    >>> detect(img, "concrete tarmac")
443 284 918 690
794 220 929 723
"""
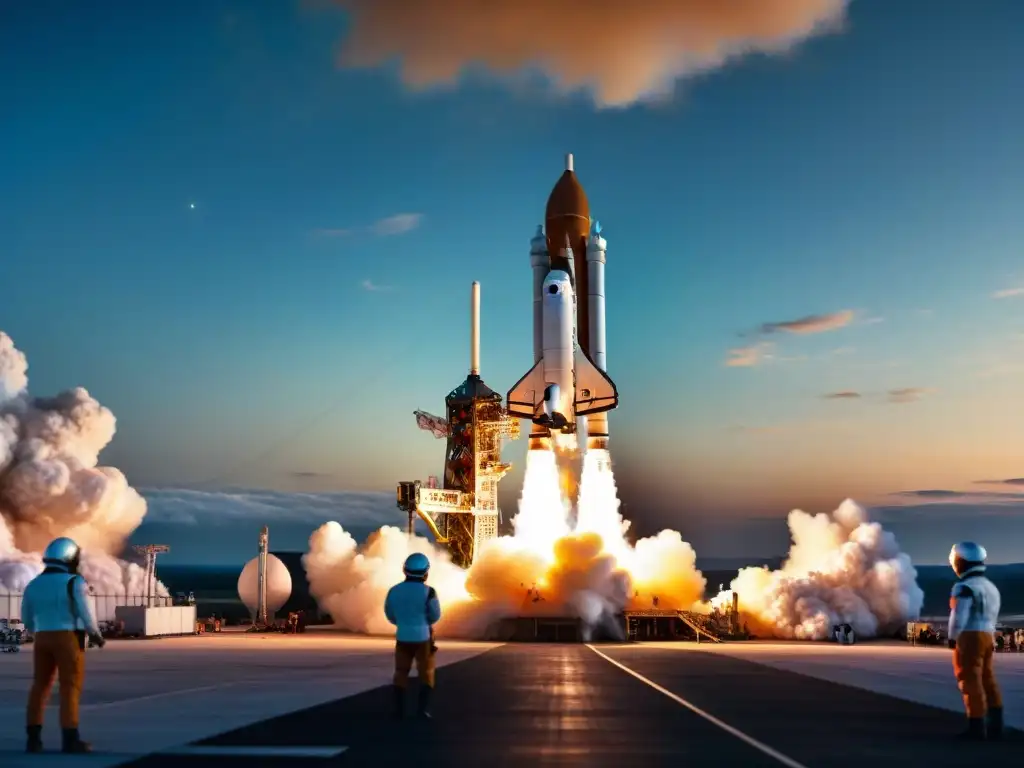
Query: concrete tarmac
120 643 1021 768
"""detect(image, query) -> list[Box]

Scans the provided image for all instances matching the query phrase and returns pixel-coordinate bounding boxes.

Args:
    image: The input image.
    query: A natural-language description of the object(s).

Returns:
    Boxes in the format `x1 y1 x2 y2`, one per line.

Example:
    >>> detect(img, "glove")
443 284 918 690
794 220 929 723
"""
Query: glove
89 633 106 649
948 638 956 650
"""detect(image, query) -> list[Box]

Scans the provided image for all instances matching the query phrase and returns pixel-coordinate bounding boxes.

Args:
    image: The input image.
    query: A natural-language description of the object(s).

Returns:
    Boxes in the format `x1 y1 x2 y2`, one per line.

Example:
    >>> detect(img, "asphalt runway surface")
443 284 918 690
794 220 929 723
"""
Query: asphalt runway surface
121 643 1022 768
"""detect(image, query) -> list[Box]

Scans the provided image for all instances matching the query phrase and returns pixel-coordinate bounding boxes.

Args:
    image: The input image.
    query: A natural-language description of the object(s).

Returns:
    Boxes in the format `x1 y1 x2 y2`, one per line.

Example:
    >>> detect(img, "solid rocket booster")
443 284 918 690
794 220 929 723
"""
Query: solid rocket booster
584 221 610 450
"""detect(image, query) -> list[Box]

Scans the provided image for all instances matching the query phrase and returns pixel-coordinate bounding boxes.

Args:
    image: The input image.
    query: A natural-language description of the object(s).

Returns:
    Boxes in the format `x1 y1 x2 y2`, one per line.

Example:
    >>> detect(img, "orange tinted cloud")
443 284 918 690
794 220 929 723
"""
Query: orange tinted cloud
330 0 850 106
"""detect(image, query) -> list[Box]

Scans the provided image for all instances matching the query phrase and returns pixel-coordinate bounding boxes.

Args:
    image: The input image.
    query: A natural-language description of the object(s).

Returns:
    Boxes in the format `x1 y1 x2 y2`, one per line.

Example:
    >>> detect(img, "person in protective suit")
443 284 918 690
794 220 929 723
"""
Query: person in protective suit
384 552 441 719
947 541 1003 740
20 537 105 753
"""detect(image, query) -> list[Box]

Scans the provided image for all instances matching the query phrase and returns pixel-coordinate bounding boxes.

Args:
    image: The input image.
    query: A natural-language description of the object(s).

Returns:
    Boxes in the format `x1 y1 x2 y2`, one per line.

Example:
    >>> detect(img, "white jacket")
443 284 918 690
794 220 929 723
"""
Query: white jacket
948 569 1000 641
21 569 101 636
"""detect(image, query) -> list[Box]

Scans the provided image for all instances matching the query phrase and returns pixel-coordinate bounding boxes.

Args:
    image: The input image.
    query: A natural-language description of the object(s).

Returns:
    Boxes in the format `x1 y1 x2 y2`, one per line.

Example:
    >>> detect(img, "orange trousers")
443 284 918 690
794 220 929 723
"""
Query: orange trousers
394 641 436 688
27 630 85 729
953 631 1002 718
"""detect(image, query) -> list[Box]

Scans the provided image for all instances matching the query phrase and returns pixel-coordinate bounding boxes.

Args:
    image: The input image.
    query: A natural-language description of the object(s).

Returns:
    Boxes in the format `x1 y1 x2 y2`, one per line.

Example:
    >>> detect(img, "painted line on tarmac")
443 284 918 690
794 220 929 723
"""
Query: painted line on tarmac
159 745 348 758
587 644 809 768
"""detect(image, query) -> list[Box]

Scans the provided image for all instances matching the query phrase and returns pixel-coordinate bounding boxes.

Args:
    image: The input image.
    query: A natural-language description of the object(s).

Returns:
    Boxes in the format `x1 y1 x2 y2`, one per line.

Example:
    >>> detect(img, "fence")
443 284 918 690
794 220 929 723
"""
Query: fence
0 593 173 624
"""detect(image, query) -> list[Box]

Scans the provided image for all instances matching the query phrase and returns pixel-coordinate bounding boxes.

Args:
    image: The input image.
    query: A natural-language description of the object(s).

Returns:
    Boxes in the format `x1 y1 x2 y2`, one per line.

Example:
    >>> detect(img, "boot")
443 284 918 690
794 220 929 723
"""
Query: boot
61 728 92 753
25 725 43 753
955 718 986 741
417 685 433 719
987 707 1003 741
392 685 405 719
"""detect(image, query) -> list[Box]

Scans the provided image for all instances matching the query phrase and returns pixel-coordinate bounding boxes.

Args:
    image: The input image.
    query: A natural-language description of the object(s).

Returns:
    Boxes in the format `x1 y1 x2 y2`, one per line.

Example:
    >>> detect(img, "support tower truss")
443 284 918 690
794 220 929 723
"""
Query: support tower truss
403 377 519 568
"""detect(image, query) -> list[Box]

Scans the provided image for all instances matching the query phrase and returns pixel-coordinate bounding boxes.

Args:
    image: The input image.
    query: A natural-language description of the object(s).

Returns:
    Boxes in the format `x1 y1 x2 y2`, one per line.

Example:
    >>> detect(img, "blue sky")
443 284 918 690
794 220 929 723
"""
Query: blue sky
2 0 1023 564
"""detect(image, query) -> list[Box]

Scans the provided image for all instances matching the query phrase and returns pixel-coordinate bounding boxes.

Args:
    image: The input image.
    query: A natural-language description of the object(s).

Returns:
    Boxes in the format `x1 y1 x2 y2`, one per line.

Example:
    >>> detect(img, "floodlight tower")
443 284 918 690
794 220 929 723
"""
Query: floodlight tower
256 526 269 626
133 544 170 606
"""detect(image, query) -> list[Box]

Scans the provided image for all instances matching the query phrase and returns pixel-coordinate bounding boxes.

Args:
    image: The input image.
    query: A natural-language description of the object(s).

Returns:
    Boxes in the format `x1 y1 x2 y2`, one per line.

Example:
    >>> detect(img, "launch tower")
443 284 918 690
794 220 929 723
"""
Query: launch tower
400 282 520 567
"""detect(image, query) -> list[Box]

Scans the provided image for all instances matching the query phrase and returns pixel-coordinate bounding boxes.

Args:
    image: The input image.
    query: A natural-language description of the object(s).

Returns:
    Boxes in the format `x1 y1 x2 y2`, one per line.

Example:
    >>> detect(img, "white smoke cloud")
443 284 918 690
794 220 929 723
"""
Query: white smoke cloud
0 331 167 609
727 499 925 639
304 451 923 642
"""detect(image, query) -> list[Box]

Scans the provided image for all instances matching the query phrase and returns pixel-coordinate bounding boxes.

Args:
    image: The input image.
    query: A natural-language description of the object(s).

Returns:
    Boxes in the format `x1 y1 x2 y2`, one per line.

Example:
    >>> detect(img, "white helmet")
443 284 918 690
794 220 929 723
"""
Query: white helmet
949 541 987 576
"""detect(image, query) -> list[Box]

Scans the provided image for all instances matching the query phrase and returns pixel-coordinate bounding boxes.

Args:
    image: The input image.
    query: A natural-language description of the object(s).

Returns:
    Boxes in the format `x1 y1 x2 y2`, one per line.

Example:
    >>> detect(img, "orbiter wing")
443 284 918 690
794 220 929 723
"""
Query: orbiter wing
506 360 544 420
574 348 618 415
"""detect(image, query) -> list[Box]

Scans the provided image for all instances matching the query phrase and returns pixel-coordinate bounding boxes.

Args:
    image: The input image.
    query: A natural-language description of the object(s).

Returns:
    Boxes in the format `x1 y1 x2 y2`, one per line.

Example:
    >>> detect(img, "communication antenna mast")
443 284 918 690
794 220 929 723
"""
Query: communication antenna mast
257 526 269 626
132 544 169 606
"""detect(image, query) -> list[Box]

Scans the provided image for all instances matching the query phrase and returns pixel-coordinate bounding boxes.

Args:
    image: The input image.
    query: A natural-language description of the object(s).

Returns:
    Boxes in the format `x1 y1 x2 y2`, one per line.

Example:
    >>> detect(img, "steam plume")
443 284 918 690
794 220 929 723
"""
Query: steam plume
330 0 850 107
725 499 924 639
0 332 167 611
305 450 923 641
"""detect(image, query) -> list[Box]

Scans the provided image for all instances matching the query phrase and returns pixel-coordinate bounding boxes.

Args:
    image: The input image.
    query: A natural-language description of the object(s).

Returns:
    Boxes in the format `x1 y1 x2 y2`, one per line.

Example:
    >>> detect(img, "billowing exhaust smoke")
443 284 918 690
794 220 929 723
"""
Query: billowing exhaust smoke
305 446 923 641
0 332 168 613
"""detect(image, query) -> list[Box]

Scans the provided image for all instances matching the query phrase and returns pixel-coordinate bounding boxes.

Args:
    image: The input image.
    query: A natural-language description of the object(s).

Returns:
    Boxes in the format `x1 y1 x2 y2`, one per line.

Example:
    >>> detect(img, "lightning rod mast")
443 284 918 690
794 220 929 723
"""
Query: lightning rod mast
132 544 170 607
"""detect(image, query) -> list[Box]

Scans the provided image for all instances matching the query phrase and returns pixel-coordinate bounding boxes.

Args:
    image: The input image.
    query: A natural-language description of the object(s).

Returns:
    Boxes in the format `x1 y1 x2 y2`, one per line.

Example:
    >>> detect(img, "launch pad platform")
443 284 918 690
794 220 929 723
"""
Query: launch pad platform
94 639 1023 768
488 610 739 643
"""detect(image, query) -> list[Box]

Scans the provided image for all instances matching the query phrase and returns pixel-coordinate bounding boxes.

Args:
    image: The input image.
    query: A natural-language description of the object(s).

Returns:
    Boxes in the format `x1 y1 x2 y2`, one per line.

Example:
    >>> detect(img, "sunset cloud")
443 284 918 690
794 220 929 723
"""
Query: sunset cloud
760 309 855 335
725 342 773 367
823 390 861 399
329 0 850 108
887 387 933 404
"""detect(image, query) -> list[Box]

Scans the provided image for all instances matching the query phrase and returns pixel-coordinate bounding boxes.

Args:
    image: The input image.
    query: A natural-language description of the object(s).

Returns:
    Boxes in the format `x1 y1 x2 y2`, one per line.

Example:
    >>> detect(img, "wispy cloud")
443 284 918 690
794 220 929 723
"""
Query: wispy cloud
888 489 1024 508
311 213 424 240
370 213 423 236
140 487 397 529
887 387 934 404
823 390 861 400
760 309 855 336
724 342 774 368
727 310 856 369
361 279 394 292
992 287 1024 299
819 388 935 403
873 490 1024 525
974 478 1024 487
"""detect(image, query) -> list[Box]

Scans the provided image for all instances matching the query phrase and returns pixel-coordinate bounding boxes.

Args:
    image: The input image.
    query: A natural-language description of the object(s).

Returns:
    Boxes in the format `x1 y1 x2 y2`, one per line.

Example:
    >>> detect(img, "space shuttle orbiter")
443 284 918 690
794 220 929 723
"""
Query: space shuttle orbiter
506 259 617 435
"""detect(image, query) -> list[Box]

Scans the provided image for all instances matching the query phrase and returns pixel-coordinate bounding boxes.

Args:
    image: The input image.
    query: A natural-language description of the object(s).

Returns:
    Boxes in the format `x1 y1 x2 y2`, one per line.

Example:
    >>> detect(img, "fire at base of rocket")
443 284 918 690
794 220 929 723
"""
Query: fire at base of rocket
508 154 618 452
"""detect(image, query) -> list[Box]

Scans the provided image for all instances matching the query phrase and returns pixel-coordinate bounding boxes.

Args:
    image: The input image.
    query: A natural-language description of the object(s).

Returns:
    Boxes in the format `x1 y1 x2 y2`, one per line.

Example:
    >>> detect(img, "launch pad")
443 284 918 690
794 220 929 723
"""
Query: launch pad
489 608 741 643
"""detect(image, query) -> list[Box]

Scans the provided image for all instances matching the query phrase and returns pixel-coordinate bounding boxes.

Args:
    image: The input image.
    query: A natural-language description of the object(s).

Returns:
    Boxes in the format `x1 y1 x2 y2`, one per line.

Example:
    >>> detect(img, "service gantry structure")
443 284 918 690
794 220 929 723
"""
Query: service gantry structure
398 282 519 568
